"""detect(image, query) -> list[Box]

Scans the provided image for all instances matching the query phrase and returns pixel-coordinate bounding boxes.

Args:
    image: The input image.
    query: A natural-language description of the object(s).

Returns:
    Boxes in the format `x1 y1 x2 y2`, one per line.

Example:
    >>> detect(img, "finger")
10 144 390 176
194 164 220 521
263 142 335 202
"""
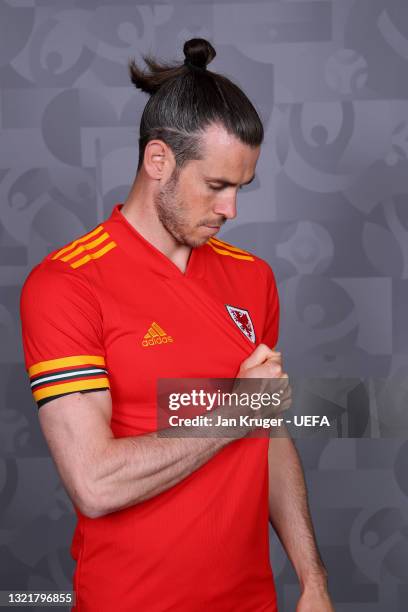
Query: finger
265 352 282 367
240 343 277 370
261 370 289 396
264 357 283 376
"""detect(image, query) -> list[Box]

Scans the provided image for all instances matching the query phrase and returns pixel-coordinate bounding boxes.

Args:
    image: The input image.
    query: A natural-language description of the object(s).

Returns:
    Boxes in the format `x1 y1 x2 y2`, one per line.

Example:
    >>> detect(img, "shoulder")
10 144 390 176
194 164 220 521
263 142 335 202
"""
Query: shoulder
47 222 116 272
21 256 84 302
204 236 276 284
20 254 103 341
205 236 256 262
21 222 114 298
20 252 100 317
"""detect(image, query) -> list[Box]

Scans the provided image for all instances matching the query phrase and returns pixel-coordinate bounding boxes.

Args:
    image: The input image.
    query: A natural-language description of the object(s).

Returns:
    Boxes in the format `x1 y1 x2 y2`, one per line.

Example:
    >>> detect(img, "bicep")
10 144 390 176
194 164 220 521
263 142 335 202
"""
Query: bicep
38 388 113 516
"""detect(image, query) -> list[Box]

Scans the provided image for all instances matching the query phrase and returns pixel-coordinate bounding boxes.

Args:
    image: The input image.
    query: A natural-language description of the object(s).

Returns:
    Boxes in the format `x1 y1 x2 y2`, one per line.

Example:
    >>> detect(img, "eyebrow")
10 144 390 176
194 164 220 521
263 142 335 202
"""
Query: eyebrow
204 174 256 187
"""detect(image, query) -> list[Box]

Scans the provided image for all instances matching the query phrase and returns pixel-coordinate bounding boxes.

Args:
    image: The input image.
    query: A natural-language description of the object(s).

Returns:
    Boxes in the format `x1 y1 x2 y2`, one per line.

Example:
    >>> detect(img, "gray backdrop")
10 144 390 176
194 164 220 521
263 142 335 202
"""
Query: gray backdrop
1 0 408 610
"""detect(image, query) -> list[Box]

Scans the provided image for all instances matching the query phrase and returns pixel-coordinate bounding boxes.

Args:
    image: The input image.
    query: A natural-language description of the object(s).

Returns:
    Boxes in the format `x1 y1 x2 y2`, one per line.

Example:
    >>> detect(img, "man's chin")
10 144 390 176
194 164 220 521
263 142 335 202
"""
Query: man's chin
186 236 211 248
179 226 219 248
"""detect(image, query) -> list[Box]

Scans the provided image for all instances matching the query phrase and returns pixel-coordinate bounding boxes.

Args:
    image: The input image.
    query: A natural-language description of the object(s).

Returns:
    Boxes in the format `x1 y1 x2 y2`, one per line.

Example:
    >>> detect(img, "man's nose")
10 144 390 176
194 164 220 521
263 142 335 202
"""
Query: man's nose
213 195 237 220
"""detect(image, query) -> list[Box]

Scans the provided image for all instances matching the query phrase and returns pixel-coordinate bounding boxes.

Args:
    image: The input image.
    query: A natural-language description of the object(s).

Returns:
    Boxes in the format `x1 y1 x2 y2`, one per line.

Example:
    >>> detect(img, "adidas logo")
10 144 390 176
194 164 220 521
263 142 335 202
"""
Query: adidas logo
142 322 174 347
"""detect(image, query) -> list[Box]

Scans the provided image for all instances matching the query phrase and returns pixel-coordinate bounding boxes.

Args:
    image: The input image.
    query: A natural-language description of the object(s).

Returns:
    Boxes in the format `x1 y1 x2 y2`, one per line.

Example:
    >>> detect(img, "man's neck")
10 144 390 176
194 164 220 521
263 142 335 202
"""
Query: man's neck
120 182 192 274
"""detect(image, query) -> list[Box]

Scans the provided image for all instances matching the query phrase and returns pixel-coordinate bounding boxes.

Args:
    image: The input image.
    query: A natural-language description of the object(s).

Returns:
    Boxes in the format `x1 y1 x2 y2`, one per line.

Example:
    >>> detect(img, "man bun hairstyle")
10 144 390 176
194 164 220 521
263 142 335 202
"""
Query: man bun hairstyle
183 38 215 71
128 38 264 172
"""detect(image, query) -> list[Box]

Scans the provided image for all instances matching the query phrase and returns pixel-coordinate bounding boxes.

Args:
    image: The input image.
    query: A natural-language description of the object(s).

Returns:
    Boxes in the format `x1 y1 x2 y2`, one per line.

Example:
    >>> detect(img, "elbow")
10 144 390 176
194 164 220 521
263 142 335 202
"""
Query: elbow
77 475 125 519
75 479 106 519
80 500 105 519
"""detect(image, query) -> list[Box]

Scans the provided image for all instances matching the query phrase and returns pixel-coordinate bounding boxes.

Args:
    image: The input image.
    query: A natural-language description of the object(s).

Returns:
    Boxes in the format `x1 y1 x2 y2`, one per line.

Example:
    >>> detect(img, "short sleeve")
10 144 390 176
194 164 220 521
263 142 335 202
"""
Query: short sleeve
260 262 280 349
19 261 110 409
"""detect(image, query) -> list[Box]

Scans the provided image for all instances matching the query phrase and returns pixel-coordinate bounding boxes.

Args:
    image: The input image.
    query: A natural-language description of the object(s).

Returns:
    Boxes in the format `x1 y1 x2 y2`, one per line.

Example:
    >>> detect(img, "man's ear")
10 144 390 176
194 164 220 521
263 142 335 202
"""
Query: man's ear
143 140 175 182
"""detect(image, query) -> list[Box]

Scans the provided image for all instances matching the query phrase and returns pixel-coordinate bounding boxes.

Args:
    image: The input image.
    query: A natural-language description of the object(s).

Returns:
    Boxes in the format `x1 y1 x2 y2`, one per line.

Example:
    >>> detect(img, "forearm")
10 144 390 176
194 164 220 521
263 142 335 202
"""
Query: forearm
88 430 232 518
268 434 327 590
86 382 273 518
81 363 286 519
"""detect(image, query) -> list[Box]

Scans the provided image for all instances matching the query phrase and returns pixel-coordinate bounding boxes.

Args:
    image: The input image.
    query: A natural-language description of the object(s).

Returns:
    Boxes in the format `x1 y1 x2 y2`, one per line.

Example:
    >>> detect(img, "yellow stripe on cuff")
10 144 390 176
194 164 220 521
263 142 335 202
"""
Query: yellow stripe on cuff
28 355 106 377
33 377 110 402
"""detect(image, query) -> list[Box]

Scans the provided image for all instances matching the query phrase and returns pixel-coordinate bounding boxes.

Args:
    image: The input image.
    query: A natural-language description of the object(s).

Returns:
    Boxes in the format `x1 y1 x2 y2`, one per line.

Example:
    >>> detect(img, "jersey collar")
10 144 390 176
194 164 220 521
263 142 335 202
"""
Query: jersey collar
105 203 206 280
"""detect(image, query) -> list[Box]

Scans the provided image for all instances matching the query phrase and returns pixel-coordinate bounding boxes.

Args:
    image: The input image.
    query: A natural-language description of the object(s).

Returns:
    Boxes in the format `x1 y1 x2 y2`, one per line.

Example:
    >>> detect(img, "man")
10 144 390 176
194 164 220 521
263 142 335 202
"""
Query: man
20 38 334 611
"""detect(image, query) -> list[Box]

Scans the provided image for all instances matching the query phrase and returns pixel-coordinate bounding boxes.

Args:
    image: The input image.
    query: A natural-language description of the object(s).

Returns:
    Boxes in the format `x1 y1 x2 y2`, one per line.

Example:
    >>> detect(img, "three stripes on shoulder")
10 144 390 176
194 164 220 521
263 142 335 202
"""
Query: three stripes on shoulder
51 225 116 269
207 237 254 262
50 226 254 270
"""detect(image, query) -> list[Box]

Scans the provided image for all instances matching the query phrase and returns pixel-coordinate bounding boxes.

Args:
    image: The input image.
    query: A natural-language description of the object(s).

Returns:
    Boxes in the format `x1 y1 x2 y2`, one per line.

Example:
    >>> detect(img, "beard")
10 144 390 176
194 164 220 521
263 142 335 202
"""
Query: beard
153 168 225 248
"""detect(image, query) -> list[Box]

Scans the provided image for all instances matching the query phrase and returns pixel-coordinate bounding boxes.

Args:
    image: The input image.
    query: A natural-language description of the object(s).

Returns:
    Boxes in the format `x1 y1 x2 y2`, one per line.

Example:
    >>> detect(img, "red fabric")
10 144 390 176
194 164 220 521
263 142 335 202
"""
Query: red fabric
20 204 280 611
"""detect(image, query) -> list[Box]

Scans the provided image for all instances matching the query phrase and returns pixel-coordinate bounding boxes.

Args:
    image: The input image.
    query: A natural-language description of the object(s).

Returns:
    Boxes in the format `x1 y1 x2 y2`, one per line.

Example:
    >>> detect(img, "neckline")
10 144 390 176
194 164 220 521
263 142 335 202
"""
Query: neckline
107 203 206 279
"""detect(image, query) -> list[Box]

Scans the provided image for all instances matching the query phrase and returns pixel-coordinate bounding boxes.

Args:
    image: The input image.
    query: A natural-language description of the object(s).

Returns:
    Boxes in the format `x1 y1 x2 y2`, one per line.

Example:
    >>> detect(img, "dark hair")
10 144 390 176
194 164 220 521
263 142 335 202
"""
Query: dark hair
128 38 264 172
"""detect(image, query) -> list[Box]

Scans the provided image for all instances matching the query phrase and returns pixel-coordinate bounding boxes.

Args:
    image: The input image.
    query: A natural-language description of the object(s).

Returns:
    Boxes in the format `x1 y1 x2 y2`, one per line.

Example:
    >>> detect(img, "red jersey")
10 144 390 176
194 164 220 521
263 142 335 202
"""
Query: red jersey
20 203 280 612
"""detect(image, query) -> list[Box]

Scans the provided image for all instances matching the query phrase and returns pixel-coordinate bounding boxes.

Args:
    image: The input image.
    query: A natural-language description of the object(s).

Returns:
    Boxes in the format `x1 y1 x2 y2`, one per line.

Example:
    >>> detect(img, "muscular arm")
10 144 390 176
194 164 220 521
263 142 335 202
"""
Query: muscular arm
38 344 285 520
39 389 231 520
267 432 328 590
